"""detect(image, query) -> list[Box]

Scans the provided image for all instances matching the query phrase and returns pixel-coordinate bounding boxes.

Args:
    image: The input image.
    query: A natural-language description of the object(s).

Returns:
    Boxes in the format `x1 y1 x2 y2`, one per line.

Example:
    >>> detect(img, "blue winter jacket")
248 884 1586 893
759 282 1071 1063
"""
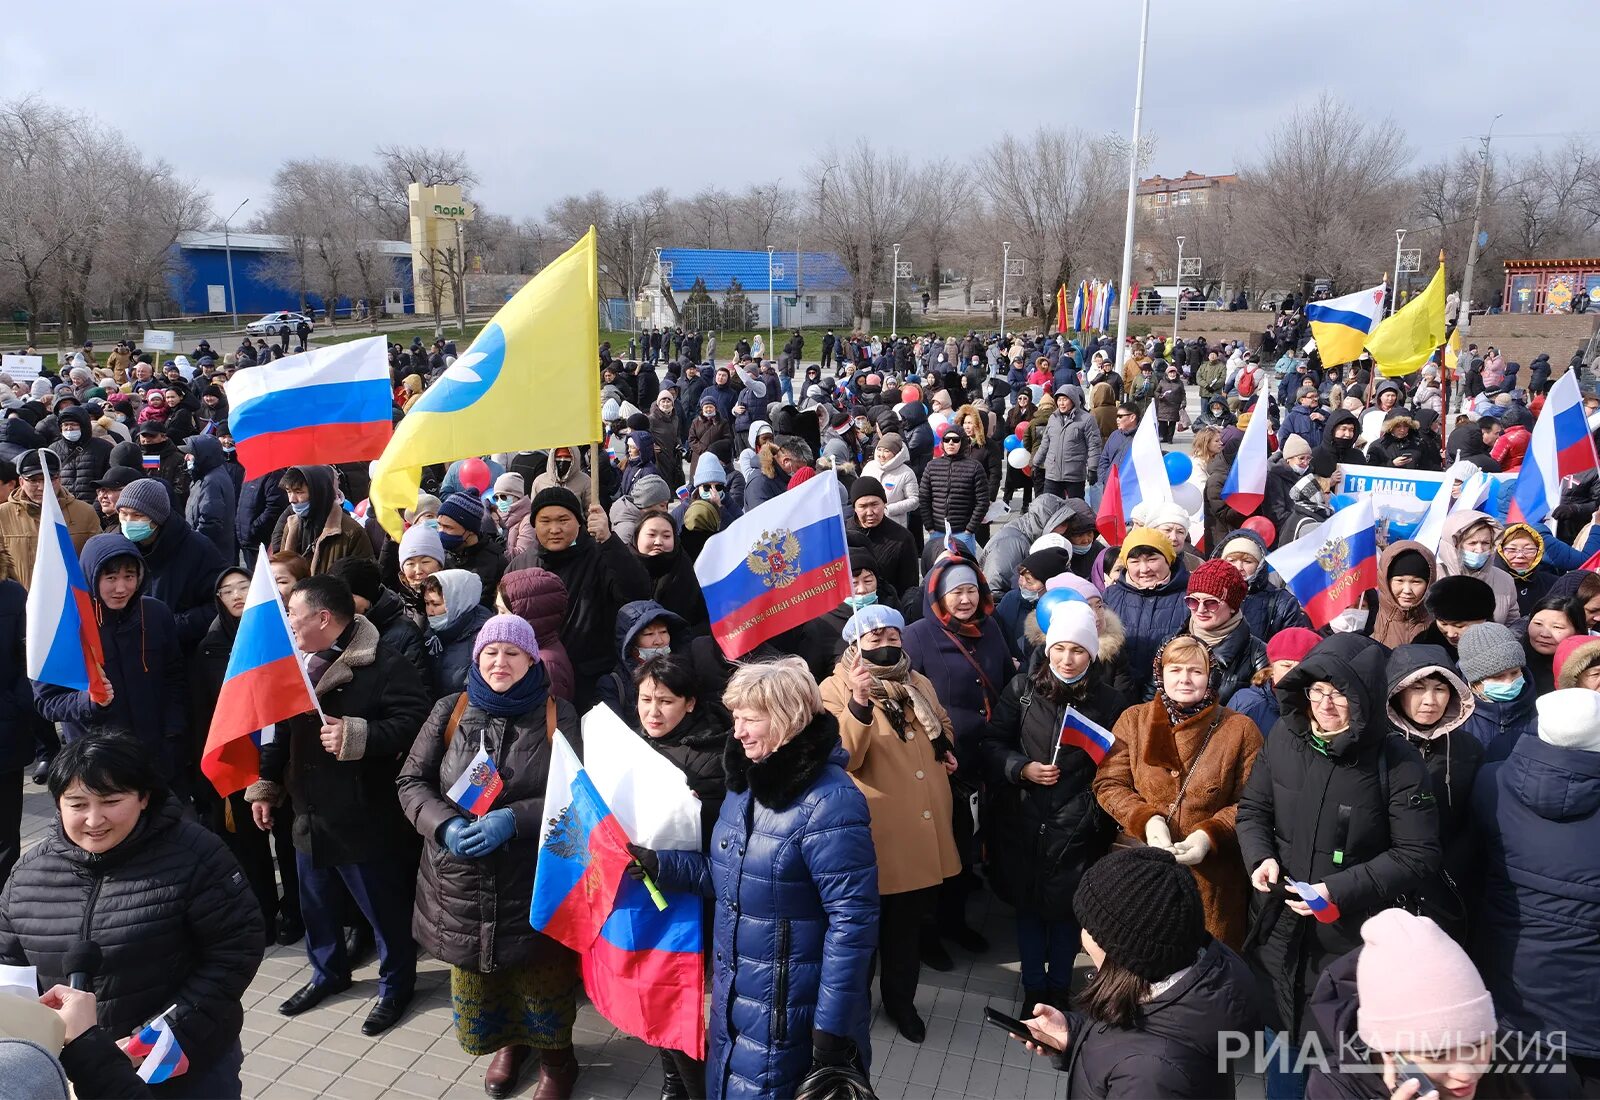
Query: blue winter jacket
1103 564 1192 699
1229 682 1279 740
655 715 878 1100
1223 528 1313 640
1470 735 1600 1058
1462 681 1538 763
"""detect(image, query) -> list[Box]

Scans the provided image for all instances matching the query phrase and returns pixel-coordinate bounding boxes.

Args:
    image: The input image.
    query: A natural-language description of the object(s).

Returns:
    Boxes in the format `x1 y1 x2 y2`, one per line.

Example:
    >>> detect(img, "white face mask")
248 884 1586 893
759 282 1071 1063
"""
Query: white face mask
1328 607 1367 634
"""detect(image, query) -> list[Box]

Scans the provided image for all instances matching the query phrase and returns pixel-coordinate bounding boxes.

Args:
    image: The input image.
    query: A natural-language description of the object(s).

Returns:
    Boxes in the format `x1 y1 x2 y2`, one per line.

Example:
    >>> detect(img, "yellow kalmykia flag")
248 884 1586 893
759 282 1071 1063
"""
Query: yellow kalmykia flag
1367 263 1447 378
371 227 600 537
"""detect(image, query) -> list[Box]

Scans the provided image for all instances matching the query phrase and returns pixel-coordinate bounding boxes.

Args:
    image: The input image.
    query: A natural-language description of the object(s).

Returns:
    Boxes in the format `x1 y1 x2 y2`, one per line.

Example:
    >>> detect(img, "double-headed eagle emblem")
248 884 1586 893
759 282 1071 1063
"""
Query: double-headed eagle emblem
1316 536 1349 577
746 528 802 589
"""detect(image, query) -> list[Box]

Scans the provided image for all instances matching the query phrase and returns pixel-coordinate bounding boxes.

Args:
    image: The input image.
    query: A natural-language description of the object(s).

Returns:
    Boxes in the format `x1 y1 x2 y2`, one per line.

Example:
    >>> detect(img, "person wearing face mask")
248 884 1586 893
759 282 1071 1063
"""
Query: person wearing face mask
1264 433 1315 536
819 551 898 662
178 433 237 561
1383 645 1481 943
134 420 190 506
647 388 682 494
420 569 494 698
46 405 110 503
1220 530 1311 640
1095 635 1262 951
686 398 732 479
487 472 525 534
1103 529 1192 697
820 604 960 1044
1437 512 1519 624
983 601 1125 1012
995 547 1072 662
630 512 709 635
270 465 374 576
435 491 504 606
1457 623 1538 763
528 445 591 503
596 600 686 728
108 476 223 647
1365 541 1436 648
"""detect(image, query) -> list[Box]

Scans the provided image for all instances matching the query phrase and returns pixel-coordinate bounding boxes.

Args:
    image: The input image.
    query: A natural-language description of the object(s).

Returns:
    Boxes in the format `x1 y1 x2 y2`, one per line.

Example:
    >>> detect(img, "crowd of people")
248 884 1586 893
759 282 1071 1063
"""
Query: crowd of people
0 317 1596 1100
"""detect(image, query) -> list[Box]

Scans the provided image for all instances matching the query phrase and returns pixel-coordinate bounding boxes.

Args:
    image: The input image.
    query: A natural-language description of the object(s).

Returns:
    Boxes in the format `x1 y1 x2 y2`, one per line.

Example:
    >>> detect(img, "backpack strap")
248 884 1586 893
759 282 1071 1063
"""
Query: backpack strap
546 695 558 742
441 692 470 749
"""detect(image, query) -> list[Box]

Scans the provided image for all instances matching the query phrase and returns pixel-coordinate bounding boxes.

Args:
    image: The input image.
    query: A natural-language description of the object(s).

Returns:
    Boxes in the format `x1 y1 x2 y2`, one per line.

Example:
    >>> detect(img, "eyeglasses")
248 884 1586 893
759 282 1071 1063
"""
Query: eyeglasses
1184 596 1226 614
1307 685 1348 705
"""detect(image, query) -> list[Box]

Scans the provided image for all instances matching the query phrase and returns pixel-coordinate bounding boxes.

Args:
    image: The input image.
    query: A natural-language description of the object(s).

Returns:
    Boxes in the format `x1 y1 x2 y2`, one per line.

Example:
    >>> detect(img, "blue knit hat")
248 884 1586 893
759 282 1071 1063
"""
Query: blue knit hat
438 491 484 531
842 604 906 645
693 452 727 487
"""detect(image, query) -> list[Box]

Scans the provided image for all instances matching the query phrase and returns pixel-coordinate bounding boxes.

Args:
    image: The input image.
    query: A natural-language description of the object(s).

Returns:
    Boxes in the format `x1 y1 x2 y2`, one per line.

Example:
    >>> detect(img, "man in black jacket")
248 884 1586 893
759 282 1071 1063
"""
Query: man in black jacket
48 406 110 503
248 575 431 1036
236 465 289 557
845 476 919 598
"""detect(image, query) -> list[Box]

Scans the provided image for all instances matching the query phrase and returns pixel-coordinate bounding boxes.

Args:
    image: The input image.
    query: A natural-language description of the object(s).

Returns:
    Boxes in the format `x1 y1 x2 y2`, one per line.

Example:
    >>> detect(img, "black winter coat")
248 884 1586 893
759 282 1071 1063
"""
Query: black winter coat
1236 642 1442 1039
251 616 433 867
235 468 288 555
0 579 32 774
640 708 729 846
1103 565 1192 699
506 532 652 685
845 517 919 600
182 435 236 561
982 664 1123 921
0 801 263 1068
48 407 111 502
366 587 427 676
918 451 989 535
1050 939 1261 1099
137 512 225 647
1195 617 1268 706
398 689 579 972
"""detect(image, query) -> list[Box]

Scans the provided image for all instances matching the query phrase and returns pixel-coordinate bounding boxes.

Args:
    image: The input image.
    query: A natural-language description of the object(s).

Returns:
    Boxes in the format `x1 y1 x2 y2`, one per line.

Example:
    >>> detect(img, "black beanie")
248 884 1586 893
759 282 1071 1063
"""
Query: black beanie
627 412 651 432
1310 448 1339 479
329 556 383 605
1387 549 1431 582
1019 548 1071 584
849 476 887 504
1073 847 1209 982
1424 574 1495 622
529 486 584 523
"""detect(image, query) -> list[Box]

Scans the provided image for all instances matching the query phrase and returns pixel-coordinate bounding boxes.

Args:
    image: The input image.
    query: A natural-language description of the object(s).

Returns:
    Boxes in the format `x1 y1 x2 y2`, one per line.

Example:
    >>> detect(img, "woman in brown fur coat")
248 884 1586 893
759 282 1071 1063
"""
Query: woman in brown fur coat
1092 635 1262 949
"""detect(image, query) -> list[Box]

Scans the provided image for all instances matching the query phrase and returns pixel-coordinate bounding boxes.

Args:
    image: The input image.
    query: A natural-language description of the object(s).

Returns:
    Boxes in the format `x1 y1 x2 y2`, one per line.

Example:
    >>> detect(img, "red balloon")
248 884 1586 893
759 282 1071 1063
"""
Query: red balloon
900 384 922 404
1241 515 1276 547
1014 422 1028 441
458 457 492 494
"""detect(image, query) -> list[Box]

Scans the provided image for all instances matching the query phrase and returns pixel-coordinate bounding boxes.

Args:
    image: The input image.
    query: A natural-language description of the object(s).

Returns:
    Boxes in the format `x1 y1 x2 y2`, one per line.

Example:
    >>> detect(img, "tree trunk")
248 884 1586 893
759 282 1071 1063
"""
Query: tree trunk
25 288 39 347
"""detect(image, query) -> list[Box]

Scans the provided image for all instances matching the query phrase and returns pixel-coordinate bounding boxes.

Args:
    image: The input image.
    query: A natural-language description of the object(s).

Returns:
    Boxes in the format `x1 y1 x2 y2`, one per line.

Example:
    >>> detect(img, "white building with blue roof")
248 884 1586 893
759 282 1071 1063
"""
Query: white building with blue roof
642 248 853 329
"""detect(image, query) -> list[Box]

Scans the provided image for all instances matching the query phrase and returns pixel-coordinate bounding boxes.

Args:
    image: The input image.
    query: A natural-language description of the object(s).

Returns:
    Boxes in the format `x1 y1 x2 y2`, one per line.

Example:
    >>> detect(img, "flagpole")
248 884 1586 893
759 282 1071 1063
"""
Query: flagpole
1112 0 1151 376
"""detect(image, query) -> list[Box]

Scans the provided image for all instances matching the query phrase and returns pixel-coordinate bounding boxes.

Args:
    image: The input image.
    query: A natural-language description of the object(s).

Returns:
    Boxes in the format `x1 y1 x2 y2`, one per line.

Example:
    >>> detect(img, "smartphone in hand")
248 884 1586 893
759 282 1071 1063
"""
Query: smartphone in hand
1393 1054 1437 1098
983 1006 1061 1054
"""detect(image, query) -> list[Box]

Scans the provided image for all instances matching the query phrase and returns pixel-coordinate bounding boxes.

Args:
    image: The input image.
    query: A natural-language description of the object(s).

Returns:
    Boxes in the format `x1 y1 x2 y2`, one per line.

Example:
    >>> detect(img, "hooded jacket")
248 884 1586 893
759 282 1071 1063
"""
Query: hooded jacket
365 586 427 677
1222 528 1312 640
1031 386 1103 483
1103 561 1193 698
1088 381 1118 439
1436 511 1519 624
979 493 1066 596
1236 640 1442 1037
1494 522 1557 614
47 406 111 502
1366 539 1435 648
1312 409 1361 471
495 567 576 703
423 572 494 698
917 428 990 535
269 465 373 576
1461 678 1537 764
182 434 237 560
597 600 687 727
860 442 919 527
131 504 225 647
1470 735 1600 1058
0 417 45 464
32 534 187 780
235 467 289 555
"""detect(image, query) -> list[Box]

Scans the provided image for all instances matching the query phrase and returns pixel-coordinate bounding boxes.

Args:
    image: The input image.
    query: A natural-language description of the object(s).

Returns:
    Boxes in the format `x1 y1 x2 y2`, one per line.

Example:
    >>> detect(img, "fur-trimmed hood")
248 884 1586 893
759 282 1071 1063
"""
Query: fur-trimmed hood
722 710 844 811
1385 644 1475 740
1022 601 1124 663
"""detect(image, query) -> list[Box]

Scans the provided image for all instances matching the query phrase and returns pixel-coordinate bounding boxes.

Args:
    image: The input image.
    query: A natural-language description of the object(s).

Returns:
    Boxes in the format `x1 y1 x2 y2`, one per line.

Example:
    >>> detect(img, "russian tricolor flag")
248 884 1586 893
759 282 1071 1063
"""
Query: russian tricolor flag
201 547 319 797
225 335 394 481
1289 880 1341 924
530 733 636 955
1096 404 1172 543
126 1011 189 1084
692 468 852 659
1265 497 1378 630
1222 401 1269 516
1056 706 1115 765
25 452 110 705
141 453 161 470
446 743 505 816
1509 369 1598 525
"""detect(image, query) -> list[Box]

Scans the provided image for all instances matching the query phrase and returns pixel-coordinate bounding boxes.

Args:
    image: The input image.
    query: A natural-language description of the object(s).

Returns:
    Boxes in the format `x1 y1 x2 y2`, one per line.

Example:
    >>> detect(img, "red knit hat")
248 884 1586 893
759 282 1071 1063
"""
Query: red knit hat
1266 627 1322 665
1187 559 1246 611
786 466 817 489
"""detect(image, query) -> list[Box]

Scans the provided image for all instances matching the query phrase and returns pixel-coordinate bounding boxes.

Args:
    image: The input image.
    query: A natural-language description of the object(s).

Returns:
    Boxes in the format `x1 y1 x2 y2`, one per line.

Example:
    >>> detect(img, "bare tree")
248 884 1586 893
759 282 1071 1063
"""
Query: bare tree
734 183 794 249
807 141 922 329
912 159 976 310
366 144 478 240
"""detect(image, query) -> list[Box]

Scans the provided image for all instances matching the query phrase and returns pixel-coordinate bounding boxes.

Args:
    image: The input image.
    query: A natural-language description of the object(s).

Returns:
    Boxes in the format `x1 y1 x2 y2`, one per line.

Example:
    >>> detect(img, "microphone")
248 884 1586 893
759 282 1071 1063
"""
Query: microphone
64 941 102 992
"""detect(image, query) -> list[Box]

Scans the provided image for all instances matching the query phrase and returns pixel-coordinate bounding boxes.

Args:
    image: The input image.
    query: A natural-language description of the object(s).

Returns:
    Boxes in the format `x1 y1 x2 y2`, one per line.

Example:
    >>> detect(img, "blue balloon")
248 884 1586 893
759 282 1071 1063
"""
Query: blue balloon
1004 434 1023 452
1329 493 1360 511
1163 451 1193 485
1035 589 1080 633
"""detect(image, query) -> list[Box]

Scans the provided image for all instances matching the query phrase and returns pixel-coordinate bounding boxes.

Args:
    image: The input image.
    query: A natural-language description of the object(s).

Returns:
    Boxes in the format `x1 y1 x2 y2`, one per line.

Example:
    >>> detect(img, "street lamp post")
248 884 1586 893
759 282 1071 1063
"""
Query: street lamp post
1112 0 1151 372
891 243 902 338
1172 236 1186 345
1000 242 1012 339
222 198 248 331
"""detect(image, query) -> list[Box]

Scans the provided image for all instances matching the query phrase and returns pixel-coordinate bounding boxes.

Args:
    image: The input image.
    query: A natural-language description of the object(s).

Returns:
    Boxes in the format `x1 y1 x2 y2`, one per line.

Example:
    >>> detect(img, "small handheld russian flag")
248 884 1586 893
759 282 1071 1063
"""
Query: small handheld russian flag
1289 880 1341 924
126 1010 189 1084
1053 706 1116 766
141 453 162 470
446 741 504 816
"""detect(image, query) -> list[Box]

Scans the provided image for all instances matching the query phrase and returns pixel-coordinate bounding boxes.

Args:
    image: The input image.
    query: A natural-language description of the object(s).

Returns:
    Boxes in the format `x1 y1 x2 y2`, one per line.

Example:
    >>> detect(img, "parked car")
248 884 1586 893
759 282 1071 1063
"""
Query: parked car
245 311 314 335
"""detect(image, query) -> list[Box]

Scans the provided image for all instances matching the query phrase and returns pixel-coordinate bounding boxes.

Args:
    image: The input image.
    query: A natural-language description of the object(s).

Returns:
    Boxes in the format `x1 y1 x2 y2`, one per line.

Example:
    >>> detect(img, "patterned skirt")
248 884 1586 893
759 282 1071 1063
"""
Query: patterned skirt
450 953 579 1056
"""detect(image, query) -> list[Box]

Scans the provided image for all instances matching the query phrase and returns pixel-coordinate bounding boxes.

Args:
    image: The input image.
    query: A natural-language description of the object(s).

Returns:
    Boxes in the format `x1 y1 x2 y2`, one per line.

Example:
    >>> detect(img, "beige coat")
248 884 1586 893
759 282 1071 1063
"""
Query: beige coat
0 486 100 587
821 665 961 896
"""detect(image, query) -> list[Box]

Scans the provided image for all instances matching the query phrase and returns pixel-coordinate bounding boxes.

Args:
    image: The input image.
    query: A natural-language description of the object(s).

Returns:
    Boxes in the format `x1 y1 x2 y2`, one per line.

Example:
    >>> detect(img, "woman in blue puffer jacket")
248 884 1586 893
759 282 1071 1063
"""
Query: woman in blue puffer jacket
642 658 878 1100
1101 528 1191 699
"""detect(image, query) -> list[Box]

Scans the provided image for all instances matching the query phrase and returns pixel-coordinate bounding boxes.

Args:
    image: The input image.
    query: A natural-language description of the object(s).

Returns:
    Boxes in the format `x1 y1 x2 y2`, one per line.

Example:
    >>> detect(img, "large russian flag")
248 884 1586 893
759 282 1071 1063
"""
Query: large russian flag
1265 497 1378 629
225 336 394 480
25 452 110 705
1510 368 1598 525
1222 400 1269 515
201 547 319 797
531 733 635 954
1097 405 1173 543
693 468 852 659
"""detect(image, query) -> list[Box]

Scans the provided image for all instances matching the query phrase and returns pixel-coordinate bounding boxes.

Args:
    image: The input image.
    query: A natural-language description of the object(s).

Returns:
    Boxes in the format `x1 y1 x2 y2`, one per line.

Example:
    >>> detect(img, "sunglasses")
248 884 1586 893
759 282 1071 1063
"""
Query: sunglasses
1184 595 1227 614
942 435 961 444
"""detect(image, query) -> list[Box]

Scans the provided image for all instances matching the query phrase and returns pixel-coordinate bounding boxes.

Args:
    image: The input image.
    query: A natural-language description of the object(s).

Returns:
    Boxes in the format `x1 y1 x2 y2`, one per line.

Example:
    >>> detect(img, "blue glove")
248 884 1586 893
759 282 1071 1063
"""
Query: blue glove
458 808 516 857
438 817 474 858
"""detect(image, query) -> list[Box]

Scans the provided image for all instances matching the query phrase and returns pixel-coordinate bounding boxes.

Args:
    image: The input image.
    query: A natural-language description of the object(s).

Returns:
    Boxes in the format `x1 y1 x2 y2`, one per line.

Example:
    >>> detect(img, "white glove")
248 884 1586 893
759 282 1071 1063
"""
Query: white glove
1170 829 1212 866
1144 817 1173 850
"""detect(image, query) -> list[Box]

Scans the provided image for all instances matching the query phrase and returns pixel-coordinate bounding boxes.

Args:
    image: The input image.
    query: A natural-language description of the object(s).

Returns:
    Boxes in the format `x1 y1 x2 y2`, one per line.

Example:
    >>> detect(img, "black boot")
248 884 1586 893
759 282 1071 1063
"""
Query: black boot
659 1069 688 1100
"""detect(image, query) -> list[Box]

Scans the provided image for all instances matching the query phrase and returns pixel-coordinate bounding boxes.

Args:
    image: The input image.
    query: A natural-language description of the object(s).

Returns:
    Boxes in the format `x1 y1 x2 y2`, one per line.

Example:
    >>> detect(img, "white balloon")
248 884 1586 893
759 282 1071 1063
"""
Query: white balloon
1007 448 1032 470
1170 482 1203 513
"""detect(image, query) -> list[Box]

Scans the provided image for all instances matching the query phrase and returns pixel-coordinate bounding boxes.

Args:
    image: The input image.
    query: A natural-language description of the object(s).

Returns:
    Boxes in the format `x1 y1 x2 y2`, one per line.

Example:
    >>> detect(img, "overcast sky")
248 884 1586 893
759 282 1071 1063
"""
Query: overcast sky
4 0 1591 230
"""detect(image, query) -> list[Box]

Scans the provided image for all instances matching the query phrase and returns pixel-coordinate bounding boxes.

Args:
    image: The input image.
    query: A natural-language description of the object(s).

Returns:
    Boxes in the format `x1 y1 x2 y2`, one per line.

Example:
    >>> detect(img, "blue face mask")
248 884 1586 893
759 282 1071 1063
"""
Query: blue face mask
290 501 311 517
422 518 441 531
427 612 450 631
438 531 465 552
845 592 877 610
1461 549 1490 570
1020 587 1041 603
1071 541 1094 556
1051 663 1088 685
1481 675 1524 702
120 519 154 543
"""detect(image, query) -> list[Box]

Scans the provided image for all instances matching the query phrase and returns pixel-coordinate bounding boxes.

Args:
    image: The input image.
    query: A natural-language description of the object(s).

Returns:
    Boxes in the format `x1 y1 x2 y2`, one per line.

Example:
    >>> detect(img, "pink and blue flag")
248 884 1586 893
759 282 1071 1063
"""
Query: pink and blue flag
692 468 852 659
201 548 319 797
126 1011 189 1084
446 742 505 816
1265 497 1378 629
25 452 110 705
1289 880 1341 924
1056 706 1116 765
1509 369 1598 525
225 336 394 480
1222 400 1269 516
530 734 636 954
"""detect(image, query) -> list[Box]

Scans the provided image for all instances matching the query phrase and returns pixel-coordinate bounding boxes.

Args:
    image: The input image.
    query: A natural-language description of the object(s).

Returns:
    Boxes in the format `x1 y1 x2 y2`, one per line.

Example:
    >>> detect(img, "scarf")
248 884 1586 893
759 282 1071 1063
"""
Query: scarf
1189 609 1243 648
1156 681 1216 730
844 643 952 743
466 660 549 717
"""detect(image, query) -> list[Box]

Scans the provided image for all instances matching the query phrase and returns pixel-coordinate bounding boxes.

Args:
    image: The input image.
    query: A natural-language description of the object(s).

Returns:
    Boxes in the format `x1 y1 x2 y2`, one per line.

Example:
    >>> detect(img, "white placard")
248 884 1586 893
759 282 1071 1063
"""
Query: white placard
0 963 38 1001
1 354 43 381
143 329 176 351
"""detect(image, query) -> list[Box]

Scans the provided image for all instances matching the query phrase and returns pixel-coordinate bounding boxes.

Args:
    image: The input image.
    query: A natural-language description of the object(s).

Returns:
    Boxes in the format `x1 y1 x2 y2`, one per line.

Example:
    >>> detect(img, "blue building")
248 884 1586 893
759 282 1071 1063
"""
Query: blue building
167 231 413 319
643 248 852 329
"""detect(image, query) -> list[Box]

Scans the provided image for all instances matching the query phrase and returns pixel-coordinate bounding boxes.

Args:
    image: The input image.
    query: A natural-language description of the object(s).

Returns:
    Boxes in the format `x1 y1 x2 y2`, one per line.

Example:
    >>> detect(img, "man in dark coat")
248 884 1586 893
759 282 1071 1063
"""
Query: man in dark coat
47 405 110 503
180 434 237 561
236 466 289 556
112 477 224 647
846 477 919 599
328 556 426 676
248 574 431 1036
0 577 31 885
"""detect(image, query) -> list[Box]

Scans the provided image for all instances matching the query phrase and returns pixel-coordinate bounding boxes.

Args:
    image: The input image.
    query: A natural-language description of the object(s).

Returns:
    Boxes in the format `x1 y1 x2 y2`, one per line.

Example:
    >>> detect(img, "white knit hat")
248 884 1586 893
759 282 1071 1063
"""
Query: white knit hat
1045 601 1099 660
1149 502 1192 530
1029 533 1069 554
1537 688 1600 753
